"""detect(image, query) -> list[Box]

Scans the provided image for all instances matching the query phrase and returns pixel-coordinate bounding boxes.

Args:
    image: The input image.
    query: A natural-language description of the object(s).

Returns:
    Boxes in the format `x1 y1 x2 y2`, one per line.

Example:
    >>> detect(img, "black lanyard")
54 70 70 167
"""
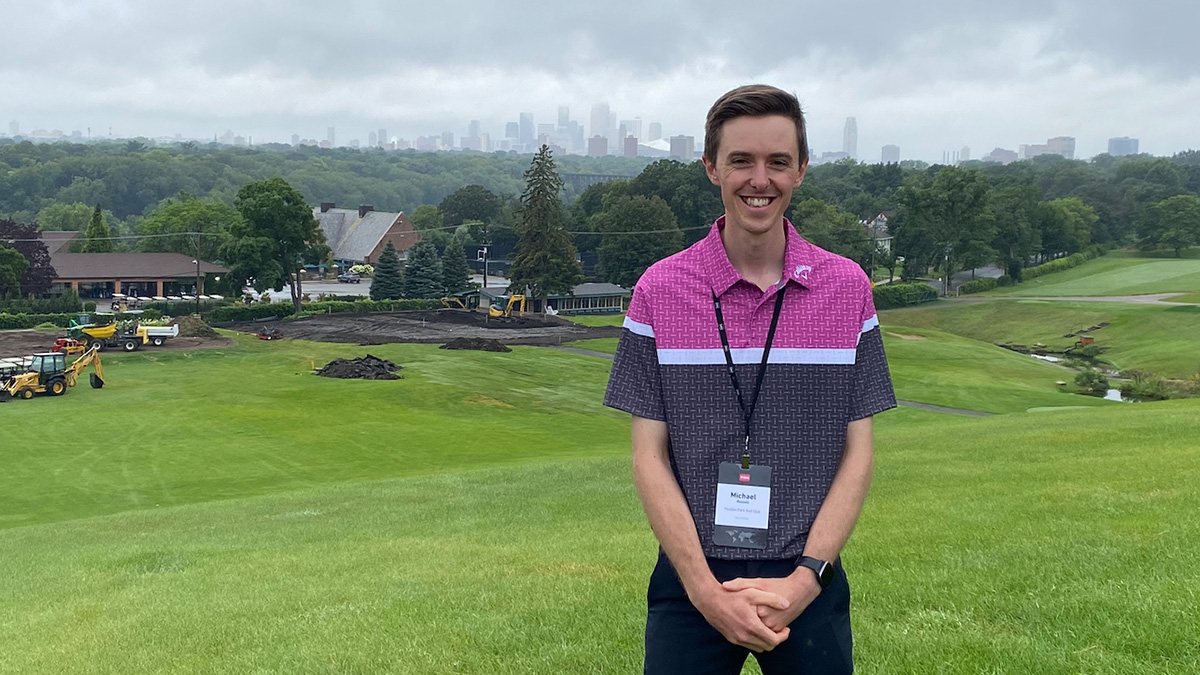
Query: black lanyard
712 286 786 470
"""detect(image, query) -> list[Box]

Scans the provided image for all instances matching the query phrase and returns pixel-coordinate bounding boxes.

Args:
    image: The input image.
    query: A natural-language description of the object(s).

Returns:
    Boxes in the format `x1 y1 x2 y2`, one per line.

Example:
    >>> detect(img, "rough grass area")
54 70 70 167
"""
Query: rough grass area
564 337 619 354
991 248 1200 297
2 403 1199 673
885 302 1200 378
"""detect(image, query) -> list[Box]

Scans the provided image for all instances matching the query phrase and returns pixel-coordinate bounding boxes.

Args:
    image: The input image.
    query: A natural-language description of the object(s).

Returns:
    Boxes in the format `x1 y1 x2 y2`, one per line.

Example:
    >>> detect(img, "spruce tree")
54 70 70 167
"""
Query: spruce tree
82 204 115 253
508 145 584 311
369 242 405 300
441 232 473 294
402 240 444 299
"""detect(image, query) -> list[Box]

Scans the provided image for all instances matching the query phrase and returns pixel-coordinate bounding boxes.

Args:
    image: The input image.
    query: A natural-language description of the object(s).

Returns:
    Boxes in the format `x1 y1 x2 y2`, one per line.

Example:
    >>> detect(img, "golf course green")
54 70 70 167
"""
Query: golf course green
3 250 1199 673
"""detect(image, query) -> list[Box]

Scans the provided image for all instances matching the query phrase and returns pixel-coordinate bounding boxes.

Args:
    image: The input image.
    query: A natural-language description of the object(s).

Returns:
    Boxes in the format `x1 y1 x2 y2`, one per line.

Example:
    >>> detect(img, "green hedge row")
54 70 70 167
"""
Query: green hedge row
872 283 938 310
0 313 78 330
1022 245 1107 281
958 277 998 295
204 298 442 323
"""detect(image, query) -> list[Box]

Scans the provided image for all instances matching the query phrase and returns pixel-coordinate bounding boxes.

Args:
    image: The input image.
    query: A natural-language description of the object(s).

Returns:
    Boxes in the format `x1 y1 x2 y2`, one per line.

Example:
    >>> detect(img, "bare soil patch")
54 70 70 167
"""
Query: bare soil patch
0 328 233 359
441 338 512 352
229 310 621 347
314 355 403 380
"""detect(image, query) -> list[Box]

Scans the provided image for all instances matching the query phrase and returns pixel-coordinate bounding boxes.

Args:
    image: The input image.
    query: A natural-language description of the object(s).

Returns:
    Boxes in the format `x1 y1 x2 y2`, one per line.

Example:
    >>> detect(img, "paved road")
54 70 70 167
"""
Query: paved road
1005 292 1192 305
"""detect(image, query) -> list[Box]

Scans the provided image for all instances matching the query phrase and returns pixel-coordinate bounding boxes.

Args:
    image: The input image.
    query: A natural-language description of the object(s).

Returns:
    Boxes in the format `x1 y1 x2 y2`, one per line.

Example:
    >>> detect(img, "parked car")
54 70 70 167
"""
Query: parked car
337 273 361 284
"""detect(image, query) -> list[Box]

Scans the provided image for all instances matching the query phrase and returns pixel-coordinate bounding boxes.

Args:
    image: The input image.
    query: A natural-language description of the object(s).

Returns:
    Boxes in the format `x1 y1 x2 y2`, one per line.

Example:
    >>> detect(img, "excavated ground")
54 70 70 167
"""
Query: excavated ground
228 310 621 347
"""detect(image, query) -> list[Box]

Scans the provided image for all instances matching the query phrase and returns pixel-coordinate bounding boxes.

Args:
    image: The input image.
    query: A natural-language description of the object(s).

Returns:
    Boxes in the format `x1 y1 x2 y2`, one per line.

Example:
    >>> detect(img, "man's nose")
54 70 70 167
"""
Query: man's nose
750 161 770 188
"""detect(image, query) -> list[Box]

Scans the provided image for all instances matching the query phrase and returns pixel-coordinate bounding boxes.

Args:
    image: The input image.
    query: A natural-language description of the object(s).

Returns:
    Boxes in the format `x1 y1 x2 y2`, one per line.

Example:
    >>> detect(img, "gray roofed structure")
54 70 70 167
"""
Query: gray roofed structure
313 205 420 264
50 253 227 279
40 230 80 254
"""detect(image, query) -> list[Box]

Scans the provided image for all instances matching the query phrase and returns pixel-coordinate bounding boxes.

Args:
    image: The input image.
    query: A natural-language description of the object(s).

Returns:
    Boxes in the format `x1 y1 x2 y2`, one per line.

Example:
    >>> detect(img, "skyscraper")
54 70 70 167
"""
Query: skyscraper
327 126 335 147
377 128 388 148
590 103 610 141
843 117 857 159
1108 137 1139 156
960 146 971 162
620 118 642 141
623 136 638 158
505 122 519 139
587 135 608 157
519 113 534 145
881 144 900 164
291 133 301 147
7 120 17 136
558 106 570 127
468 120 481 138
669 135 695 162
1046 136 1075 160
648 122 662 142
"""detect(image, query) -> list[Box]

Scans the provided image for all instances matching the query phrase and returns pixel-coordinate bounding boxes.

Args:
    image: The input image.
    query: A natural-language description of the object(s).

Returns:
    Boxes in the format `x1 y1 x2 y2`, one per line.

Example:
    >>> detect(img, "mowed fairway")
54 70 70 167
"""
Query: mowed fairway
3 332 1199 673
990 249 1200 297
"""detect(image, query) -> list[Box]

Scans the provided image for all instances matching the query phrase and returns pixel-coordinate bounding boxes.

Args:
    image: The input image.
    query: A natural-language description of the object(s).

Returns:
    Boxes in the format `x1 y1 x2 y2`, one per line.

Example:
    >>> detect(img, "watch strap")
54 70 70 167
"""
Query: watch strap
797 555 834 589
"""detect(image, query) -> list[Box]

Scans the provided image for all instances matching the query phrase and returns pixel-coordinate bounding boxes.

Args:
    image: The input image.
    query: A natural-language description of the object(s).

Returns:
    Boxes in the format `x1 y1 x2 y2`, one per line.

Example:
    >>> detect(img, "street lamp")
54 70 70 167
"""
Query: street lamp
192 258 201 314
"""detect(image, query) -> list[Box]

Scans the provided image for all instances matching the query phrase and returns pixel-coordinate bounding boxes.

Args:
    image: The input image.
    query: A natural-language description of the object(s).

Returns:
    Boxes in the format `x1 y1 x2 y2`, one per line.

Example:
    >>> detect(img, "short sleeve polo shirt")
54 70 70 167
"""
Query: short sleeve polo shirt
604 217 897 560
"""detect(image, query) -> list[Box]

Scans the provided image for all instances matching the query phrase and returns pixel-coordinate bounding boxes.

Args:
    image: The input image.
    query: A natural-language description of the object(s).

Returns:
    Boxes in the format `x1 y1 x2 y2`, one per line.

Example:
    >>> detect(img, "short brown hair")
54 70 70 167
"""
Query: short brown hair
704 84 808 165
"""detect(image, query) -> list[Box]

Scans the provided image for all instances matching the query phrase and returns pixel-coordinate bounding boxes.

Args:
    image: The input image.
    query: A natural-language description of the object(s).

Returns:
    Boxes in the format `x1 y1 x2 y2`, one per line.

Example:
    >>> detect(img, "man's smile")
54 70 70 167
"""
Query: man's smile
740 196 776 208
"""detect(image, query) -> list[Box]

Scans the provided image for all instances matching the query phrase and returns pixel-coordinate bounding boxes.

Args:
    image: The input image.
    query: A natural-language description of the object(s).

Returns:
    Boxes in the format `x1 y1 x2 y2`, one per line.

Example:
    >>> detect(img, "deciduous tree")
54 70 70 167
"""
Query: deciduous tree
790 199 876 273
223 178 330 314
594 195 682 288
0 219 55 295
0 244 28 296
138 193 238 261
439 185 500 227
1138 194 1200 257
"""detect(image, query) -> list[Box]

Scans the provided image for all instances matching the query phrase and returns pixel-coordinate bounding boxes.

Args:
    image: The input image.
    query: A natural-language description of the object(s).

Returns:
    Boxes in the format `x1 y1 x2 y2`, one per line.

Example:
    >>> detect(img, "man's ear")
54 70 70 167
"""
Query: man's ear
702 156 720 186
794 159 809 188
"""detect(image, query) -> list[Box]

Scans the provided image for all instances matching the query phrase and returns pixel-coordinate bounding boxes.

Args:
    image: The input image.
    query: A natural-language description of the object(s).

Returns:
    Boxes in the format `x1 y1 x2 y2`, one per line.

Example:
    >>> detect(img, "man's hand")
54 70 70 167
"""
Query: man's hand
721 572 821 632
690 584 793 652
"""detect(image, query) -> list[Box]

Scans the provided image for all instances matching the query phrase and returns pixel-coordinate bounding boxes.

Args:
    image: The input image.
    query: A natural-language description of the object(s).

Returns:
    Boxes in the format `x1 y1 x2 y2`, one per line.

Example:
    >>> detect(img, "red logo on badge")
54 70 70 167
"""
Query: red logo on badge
739 473 751 483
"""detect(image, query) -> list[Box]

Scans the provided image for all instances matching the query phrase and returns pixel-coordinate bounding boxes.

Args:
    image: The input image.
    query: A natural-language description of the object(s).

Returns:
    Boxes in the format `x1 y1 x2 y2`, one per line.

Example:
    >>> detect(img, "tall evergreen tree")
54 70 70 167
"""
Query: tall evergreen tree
508 145 584 311
403 240 444 299
441 232 473 294
369 242 405 300
82 204 115 253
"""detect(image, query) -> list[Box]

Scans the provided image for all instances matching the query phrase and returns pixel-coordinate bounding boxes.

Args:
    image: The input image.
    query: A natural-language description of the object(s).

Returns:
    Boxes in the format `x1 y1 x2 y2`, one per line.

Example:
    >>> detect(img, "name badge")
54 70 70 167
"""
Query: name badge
713 462 771 550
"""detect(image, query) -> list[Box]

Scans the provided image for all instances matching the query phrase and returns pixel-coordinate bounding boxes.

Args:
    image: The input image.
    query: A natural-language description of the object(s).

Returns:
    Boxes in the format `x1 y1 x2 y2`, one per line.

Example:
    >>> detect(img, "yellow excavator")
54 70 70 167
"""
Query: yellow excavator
488 294 527 318
0 346 105 402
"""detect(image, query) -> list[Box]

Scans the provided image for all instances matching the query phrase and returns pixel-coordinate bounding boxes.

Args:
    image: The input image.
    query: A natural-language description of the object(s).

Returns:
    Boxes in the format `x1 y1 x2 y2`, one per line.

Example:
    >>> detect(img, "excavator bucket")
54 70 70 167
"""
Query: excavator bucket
0 390 10 403
90 373 104 389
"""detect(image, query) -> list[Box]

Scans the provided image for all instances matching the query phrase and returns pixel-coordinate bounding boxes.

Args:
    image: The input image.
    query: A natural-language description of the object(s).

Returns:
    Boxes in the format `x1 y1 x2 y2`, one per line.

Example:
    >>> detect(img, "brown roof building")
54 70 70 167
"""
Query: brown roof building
49 252 229 298
313 204 421 264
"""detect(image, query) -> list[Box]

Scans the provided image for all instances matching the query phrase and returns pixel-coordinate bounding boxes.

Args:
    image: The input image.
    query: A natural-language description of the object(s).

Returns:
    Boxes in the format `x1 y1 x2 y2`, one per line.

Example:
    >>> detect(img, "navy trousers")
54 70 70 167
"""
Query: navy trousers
644 552 854 674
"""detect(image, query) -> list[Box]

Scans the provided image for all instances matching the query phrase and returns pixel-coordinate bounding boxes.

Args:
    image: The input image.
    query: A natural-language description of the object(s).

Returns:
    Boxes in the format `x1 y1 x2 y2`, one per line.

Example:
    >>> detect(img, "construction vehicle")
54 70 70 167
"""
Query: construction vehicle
66 318 148 352
52 337 88 355
441 296 468 310
488 294 527 319
0 347 104 402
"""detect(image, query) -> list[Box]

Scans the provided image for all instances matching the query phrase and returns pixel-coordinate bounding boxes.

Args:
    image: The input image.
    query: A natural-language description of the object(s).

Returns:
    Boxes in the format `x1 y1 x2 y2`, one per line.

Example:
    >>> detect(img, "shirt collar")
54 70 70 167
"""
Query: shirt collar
700 216 818 296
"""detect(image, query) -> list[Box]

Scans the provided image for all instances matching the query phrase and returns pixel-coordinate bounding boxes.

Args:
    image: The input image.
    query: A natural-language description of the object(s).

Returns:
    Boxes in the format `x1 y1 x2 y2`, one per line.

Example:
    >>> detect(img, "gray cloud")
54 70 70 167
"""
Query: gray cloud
2 0 1196 161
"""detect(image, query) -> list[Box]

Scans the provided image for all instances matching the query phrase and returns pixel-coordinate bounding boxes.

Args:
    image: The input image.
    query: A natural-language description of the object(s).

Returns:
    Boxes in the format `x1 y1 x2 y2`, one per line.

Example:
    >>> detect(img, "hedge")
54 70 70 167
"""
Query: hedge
0 313 78 330
1022 246 1107 281
872 283 938 310
202 298 442 323
958 277 998 295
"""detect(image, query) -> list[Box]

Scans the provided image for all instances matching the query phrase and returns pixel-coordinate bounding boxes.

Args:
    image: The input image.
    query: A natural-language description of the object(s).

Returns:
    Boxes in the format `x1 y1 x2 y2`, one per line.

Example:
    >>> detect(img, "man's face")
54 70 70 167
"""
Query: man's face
702 114 807 237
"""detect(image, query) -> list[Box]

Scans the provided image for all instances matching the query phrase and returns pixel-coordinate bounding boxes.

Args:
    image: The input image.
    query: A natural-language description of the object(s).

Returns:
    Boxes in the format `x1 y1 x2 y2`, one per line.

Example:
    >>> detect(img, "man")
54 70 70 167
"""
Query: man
604 85 896 674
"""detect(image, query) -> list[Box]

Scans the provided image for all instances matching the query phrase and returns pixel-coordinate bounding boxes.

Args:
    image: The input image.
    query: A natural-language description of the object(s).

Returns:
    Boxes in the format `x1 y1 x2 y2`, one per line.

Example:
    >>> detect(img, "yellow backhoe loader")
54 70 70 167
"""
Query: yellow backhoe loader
0 347 105 402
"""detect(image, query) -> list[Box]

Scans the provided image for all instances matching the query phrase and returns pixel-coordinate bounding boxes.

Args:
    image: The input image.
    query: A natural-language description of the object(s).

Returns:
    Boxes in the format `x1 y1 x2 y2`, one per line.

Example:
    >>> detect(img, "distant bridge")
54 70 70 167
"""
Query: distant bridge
560 173 638 192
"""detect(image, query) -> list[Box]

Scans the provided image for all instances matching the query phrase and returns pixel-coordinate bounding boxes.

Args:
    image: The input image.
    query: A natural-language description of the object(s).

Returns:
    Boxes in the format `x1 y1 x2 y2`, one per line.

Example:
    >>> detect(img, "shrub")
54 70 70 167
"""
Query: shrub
0 312 78 329
1023 247 1107 281
1074 370 1110 395
873 283 938 310
958 278 998 295
205 303 297 323
1120 370 1171 401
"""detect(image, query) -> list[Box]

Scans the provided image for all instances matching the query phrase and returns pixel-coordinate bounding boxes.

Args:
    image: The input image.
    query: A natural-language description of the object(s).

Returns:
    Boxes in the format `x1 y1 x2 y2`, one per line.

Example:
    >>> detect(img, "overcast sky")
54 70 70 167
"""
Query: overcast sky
3 0 1196 162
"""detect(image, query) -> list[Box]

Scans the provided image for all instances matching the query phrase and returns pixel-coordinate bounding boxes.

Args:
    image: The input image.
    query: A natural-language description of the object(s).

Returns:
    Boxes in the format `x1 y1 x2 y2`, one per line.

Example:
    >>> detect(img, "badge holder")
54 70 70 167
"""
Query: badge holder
713 453 771 549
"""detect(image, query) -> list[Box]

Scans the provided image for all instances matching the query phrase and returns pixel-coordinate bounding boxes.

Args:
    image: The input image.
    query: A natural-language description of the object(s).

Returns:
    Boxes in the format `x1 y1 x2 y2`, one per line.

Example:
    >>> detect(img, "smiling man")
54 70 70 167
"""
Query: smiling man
604 85 896 674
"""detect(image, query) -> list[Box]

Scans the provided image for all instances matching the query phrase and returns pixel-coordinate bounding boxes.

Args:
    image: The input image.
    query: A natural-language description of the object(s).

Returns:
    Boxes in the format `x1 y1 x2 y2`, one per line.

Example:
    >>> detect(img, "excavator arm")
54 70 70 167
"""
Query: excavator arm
64 346 105 388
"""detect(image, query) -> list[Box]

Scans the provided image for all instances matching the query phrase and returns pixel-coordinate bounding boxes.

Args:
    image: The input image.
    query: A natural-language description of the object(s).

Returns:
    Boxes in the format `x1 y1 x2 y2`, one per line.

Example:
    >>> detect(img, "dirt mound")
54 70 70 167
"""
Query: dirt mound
440 338 512 352
171 316 220 338
315 354 403 380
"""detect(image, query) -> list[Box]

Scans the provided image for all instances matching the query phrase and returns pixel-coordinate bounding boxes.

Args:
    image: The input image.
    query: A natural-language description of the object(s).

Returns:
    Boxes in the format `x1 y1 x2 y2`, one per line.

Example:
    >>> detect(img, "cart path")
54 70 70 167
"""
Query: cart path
550 346 995 417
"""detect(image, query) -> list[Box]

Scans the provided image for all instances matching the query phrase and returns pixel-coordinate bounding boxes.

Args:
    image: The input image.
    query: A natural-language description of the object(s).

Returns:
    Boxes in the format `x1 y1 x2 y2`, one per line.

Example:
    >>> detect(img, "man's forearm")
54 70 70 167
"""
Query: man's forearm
631 416 720 600
801 416 875 563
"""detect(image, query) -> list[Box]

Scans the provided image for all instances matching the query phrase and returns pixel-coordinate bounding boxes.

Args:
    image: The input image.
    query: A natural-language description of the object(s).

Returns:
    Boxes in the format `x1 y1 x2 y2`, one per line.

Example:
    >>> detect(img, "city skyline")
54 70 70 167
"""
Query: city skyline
3 1 1196 163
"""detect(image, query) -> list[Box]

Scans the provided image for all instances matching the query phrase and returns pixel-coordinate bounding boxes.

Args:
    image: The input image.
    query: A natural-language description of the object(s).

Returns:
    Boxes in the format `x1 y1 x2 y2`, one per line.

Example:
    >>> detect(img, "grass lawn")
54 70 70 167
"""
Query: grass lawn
885 302 1200 379
563 337 619 354
2 400 1199 673
989 248 1200 297
568 313 626 327
0 335 629 530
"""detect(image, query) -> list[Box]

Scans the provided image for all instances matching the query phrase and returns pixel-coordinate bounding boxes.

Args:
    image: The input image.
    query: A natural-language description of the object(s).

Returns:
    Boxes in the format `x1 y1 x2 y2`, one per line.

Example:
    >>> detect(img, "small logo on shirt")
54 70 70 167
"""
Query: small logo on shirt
738 473 751 483
794 264 812 281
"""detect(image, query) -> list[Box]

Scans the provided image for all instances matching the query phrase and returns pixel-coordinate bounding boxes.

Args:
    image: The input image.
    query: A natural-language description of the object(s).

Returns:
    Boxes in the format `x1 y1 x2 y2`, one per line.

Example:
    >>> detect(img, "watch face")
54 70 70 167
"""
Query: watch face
818 562 834 588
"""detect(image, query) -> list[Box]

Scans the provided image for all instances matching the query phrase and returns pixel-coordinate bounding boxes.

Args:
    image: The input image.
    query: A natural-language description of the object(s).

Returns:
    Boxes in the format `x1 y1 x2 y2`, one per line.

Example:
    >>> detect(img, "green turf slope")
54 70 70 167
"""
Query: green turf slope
885 302 1200 378
2 403 1198 673
990 249 1200 297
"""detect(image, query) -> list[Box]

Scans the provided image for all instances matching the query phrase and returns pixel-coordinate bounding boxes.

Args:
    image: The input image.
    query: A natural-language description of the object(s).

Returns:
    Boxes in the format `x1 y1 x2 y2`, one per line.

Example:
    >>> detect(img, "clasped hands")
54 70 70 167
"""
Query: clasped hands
692 572 821 653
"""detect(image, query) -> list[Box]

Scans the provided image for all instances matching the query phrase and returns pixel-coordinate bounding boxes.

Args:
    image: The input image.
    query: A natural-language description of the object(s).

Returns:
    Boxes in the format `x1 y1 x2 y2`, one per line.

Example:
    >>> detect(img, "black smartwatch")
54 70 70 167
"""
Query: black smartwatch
797 556 834 589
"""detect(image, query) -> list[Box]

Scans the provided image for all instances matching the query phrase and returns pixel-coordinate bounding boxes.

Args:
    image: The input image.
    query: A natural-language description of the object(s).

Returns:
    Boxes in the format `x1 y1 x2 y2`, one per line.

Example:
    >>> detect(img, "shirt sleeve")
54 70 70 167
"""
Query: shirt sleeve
849 283 897 420
603 283 666 421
